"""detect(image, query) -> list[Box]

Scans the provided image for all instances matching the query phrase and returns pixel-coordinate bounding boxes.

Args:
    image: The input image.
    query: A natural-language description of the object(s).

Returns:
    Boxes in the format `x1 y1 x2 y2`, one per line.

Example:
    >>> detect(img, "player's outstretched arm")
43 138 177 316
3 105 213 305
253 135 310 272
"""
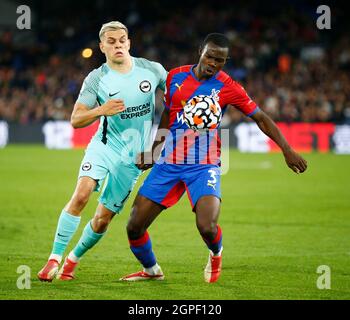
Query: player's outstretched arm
136 108 170 170
71 100 125 128
251 110 308 174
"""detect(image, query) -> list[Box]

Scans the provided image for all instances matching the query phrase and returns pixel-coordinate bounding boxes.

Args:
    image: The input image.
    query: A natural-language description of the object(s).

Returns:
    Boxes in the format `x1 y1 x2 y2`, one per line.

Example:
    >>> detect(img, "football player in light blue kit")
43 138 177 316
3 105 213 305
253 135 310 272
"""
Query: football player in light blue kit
38 21 167 281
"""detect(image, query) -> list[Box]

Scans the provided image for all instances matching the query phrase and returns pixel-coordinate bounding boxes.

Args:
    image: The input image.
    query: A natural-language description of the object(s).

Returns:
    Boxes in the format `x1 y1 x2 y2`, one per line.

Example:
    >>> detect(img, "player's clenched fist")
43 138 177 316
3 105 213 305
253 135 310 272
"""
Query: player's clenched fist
99 99 125 116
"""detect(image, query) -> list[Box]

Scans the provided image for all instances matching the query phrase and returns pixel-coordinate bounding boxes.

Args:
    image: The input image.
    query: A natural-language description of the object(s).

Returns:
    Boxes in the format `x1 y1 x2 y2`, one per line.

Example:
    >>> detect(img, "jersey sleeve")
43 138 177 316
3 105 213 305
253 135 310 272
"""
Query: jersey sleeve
134 58 168 92
225 79 259 117
163 69 175 110
76 69 100 109
152 62 167 91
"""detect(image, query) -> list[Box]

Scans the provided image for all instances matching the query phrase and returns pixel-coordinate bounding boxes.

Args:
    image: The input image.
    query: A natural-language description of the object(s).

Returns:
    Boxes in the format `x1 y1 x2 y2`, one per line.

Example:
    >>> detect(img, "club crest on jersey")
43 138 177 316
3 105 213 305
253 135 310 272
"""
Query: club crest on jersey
139 80 151 93
177 112 186 125
210 89 220 102
82 162 92 171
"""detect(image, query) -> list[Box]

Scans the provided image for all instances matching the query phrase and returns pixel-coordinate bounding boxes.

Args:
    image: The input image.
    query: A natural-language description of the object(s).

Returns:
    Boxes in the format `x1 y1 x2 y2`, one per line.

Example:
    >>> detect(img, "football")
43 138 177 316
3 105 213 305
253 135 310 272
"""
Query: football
183 95 222 131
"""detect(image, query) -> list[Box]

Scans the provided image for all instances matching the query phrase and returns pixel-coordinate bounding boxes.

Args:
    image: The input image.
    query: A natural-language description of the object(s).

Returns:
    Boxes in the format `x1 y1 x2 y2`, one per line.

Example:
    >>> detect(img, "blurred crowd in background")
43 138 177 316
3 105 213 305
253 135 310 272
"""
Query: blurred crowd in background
0 0 349 125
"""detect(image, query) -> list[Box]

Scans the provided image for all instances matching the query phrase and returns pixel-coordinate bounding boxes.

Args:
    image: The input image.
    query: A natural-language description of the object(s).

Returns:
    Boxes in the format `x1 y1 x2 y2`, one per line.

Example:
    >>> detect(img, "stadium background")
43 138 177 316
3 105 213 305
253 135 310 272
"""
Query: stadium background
0 0 349 300
1 0 350 151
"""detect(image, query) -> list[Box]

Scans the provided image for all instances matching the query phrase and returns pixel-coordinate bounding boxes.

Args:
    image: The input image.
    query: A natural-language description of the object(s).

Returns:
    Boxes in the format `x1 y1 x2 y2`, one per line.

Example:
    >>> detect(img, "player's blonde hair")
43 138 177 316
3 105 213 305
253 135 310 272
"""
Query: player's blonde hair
99 21 128 40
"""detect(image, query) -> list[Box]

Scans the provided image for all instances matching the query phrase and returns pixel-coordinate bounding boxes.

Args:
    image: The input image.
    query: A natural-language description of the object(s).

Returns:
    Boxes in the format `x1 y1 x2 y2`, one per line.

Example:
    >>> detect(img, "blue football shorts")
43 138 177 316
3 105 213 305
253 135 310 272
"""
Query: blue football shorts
138 163 221 211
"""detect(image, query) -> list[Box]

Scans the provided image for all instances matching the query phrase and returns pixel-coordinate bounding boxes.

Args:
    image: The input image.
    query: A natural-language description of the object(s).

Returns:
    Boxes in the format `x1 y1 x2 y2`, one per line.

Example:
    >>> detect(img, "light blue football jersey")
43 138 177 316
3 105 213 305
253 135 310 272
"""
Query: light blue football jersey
77 57 167 159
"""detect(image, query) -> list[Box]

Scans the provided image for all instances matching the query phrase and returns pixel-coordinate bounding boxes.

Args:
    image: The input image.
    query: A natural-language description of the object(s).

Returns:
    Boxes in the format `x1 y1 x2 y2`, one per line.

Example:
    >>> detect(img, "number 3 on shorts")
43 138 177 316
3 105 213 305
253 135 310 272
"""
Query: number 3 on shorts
207 169 217 188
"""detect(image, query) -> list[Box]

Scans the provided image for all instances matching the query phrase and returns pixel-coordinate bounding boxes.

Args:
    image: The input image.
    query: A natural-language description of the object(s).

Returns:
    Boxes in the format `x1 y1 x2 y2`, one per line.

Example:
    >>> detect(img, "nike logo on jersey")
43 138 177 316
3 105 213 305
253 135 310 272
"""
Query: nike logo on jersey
109 91 120 97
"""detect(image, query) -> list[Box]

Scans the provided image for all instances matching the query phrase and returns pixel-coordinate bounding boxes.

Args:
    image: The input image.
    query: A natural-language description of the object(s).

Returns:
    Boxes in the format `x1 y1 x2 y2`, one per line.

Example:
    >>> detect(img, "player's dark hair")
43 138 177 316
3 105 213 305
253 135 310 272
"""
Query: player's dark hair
201 33 230 50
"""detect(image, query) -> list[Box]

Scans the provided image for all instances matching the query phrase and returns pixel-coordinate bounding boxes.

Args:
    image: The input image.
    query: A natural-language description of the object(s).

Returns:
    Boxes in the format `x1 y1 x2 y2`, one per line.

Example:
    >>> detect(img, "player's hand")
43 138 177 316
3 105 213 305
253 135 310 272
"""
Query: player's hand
99 99 125 116
283 148 308 174
135 152 154 171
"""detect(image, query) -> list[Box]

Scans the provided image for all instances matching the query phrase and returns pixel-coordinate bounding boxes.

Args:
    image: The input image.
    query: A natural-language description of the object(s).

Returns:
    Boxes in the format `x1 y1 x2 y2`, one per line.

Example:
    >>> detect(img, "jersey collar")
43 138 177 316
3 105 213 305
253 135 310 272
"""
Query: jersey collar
105 57 135 77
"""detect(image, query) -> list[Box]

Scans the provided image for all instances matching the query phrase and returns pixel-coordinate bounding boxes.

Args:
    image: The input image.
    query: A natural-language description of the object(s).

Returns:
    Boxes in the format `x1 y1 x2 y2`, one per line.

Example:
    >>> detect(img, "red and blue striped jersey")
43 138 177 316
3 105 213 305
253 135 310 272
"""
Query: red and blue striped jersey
157 64 260 165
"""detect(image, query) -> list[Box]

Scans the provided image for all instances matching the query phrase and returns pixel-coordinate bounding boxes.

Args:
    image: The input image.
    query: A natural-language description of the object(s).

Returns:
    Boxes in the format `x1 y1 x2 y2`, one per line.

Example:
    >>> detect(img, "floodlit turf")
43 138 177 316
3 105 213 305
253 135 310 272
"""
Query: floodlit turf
0 145 349 300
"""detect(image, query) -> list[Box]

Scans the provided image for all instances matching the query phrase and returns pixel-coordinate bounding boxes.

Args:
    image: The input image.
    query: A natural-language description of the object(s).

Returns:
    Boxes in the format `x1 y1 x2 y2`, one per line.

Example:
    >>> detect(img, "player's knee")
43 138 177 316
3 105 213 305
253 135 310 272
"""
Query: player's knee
197 222 217 241
92 215 111 233
72 190 91 208
126 205 144 239
126 221 144 240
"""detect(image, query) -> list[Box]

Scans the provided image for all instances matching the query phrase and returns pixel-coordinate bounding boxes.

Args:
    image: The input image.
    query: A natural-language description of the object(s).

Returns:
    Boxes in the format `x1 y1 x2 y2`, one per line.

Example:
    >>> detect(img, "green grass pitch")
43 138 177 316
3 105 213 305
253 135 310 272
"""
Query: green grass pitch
0 145 349 300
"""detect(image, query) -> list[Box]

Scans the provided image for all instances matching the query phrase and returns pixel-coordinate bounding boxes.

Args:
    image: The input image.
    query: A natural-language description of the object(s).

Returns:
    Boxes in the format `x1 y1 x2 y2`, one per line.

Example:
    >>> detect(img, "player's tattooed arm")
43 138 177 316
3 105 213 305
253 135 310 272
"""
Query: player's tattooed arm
251 110 308 174
71 100 125 128
136 108 170 170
